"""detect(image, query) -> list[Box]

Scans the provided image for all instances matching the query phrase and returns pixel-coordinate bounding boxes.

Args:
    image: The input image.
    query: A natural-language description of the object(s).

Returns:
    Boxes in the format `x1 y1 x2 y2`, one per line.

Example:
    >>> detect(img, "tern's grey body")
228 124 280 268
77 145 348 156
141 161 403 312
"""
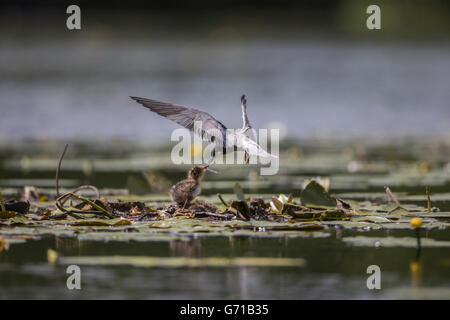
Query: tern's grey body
130 95 277 161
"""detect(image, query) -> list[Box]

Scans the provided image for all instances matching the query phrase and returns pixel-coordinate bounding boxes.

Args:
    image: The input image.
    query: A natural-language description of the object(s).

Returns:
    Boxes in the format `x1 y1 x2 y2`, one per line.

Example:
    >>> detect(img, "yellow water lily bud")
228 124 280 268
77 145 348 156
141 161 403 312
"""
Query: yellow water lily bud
410 217 423 228
190 144 204 157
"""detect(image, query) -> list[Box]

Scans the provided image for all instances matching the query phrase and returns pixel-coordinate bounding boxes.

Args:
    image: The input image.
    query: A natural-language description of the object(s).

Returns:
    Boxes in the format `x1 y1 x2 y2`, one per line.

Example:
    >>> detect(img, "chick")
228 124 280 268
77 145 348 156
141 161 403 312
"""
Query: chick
169 166 208 208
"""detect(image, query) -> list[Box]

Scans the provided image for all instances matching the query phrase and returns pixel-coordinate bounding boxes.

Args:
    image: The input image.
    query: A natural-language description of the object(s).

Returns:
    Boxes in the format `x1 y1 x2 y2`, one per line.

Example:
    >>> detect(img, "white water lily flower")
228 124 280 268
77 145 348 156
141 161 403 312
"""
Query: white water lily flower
278 194 288 203
270 194 294 213
270 200 281 213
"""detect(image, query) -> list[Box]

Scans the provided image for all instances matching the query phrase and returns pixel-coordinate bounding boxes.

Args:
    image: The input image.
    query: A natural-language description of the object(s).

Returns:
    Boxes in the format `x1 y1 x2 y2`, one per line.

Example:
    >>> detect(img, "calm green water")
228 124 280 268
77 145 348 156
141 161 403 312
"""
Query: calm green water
1 229 449 299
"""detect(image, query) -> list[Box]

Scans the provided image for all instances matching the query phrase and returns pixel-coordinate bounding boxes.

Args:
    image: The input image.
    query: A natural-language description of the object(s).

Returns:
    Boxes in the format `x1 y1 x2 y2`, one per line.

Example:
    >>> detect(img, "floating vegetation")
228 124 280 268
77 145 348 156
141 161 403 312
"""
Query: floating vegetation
0 181 448 246
342 236 450 248
48 249 305 268
1 163 449 247
0 140 449 247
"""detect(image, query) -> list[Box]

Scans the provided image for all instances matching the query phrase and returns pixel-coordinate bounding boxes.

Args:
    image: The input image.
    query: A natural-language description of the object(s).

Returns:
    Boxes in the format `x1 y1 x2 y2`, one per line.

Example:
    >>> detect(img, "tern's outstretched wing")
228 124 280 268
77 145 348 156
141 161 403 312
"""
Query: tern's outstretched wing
130 96 227 144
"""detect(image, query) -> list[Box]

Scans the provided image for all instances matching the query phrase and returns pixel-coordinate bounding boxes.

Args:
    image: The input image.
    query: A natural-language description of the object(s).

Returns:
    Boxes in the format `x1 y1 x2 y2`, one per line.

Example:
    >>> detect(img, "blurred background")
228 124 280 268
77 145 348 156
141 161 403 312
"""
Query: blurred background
1 1 450 300
1 0 449 143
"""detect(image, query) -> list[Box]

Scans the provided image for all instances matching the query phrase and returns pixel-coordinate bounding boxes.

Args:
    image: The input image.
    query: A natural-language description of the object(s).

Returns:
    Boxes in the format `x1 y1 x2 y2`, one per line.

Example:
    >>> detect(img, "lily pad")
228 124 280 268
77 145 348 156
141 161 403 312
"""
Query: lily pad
57 255 306 268
352 216 392 223
300 181 337 209
321 221 382 230
387 206 417 217
72 220 111 227
0 211 17 219
319 210 348 221
342 236 450 248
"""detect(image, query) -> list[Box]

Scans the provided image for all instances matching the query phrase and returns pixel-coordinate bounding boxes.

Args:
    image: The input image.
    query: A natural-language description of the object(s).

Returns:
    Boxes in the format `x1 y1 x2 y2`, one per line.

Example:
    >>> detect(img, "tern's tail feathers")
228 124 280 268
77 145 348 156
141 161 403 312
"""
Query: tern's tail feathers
242 138 279 158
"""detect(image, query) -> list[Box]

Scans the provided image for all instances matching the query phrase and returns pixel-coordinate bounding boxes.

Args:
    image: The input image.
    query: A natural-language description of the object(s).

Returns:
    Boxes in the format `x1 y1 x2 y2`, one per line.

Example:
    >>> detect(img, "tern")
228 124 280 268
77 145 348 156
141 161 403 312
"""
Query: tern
130 94 278 164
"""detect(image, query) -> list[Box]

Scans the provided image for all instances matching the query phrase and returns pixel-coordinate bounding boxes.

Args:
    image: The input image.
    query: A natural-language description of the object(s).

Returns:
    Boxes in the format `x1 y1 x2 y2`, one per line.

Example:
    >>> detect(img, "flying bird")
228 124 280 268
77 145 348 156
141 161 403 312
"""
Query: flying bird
130 94 278 164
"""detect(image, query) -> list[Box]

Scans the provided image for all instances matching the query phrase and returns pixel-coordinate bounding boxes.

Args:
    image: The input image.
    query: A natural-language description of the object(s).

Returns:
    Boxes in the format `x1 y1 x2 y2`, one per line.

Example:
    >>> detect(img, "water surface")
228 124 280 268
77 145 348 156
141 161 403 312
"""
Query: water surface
1 229 449 299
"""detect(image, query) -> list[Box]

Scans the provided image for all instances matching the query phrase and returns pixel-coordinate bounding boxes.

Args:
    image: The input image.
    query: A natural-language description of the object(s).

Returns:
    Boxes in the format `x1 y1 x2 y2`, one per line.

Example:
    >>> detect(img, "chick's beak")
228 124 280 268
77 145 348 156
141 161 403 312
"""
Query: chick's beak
204 166 219 174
